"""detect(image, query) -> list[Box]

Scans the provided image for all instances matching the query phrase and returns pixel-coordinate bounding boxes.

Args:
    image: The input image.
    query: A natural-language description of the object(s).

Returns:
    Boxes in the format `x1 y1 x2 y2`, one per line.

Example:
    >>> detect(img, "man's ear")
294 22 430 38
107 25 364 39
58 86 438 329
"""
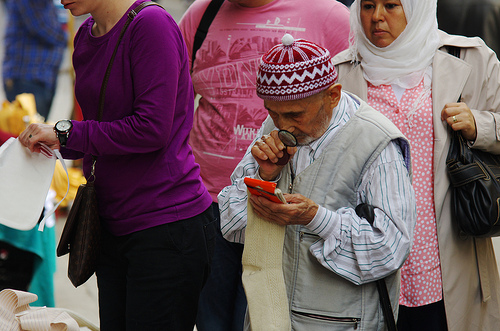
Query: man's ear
327 83 342 108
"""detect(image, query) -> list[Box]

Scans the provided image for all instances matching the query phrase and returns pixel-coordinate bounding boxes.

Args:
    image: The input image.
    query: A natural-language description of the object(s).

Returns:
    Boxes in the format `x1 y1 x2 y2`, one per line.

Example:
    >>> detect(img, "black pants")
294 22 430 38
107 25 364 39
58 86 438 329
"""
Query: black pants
96 207 216 331
196 203 247 331
0 209 45 291
397 300 448 331
0 241 35 291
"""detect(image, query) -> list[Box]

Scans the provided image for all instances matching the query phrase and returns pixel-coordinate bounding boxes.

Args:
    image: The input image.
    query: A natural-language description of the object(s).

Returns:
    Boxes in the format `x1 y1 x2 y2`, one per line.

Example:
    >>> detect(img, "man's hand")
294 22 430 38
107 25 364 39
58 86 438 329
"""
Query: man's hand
249 193 318 226
251 130 297 181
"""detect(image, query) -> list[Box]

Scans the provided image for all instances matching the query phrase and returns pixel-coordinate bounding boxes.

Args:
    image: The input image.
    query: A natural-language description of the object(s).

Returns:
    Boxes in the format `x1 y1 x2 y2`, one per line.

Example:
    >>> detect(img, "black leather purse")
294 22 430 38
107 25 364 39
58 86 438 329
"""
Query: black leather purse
446 130 500 237
56 181 101 287
445 46 500 238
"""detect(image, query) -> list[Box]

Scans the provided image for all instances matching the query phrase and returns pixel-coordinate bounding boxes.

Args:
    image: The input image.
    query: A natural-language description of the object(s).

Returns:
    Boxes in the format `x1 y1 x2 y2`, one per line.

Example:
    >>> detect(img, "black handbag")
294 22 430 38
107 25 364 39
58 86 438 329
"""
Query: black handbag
56 1 162 287
445 45 500 238
446 130 500 237
56 181 101 287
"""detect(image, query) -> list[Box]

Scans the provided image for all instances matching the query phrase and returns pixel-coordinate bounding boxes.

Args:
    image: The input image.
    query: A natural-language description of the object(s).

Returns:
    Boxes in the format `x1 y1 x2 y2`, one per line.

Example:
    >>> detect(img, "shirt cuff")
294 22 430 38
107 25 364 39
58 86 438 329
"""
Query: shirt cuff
255 168 281 182
305 205 341 240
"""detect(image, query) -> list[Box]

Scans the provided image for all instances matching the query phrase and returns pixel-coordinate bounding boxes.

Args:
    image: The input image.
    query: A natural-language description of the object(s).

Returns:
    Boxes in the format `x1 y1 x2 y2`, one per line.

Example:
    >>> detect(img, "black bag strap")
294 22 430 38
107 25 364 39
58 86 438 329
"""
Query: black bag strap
376 278 397 331
355 204 397 331
448 45 461 61
97 1 162 122
447 153 500 186
192 0 224 64
91 1 162 180
447 46 462 104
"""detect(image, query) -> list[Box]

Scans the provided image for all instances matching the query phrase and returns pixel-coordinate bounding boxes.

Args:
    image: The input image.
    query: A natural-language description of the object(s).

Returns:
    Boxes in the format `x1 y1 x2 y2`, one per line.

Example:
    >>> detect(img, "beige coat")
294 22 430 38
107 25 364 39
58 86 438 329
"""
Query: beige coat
333 30 500 330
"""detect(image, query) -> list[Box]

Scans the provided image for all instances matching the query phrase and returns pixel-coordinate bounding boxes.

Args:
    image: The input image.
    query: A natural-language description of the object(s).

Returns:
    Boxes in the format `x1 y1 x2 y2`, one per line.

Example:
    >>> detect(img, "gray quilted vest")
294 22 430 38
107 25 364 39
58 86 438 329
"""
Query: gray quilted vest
261 93 410 330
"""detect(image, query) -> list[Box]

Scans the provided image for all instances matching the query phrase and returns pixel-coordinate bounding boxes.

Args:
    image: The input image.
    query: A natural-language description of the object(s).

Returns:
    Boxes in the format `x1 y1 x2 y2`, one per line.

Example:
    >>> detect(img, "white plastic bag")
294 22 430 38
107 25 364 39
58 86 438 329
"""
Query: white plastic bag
0 138 57 230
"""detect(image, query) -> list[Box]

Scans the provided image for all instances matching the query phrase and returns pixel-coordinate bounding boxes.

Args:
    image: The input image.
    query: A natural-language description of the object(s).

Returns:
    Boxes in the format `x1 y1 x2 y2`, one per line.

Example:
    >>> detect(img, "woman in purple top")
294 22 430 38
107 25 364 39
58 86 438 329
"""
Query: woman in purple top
19 0 215 329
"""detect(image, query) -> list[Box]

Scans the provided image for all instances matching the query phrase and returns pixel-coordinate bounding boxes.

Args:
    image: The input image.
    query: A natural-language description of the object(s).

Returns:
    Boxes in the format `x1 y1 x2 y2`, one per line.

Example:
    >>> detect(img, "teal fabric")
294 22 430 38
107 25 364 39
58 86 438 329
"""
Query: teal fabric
0 222 57 307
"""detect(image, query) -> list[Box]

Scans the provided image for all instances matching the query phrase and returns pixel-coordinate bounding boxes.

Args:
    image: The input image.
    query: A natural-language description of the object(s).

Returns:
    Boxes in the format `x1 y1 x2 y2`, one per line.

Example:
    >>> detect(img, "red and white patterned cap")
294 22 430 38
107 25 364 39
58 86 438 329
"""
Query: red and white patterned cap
256 34 338 101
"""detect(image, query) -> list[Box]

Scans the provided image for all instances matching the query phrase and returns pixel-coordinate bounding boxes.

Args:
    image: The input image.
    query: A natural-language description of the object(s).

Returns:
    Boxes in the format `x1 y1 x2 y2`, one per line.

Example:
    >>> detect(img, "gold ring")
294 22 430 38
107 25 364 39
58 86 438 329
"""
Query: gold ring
28 134 32 138
452 115 457 123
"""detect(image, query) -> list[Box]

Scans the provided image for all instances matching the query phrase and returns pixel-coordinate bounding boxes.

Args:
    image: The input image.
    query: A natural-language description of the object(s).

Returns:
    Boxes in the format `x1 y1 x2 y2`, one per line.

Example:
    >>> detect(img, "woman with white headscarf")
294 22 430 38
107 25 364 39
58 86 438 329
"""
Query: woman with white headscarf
333 0 500 330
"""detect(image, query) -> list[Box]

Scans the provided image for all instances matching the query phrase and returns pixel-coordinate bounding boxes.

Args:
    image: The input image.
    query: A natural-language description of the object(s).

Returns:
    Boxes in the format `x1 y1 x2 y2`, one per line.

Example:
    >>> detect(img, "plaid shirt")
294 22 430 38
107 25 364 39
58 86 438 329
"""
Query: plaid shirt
2 0 66 88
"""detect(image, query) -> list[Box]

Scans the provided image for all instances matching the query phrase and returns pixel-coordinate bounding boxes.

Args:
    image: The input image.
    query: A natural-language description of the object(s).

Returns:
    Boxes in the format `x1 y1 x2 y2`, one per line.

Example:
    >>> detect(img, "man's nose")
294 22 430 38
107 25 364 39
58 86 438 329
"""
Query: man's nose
276 118 295 133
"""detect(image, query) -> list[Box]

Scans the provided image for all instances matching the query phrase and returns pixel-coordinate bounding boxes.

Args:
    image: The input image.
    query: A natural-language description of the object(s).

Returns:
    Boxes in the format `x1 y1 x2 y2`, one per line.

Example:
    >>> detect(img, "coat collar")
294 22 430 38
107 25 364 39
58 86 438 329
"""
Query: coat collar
431 43 472 178
431 32 473 219
337 64 367 100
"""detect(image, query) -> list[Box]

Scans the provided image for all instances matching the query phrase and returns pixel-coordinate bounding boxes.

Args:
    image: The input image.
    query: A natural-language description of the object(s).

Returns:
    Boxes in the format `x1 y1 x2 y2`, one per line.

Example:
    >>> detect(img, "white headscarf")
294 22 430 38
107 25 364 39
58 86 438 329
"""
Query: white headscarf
349 0 441 89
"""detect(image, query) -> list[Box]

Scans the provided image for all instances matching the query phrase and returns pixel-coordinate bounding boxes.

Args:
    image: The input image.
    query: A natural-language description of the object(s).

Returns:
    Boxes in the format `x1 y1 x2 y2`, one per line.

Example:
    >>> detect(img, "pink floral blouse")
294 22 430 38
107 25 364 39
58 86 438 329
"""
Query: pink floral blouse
367 81 443 307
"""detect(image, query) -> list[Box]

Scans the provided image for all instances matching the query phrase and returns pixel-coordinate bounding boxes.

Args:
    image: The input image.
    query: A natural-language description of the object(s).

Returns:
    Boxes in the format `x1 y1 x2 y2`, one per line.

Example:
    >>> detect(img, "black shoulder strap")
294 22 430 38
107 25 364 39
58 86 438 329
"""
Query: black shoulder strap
98 1 162 122
448 46 461 59
92 1 162 177
192 0 224 64
355 204 398 331
448 46 462 103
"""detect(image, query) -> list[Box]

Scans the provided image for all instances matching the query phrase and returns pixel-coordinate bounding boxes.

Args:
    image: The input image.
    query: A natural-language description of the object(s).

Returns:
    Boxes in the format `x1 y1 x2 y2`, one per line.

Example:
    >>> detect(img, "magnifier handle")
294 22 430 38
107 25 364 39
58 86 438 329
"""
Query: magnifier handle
276 149 290 166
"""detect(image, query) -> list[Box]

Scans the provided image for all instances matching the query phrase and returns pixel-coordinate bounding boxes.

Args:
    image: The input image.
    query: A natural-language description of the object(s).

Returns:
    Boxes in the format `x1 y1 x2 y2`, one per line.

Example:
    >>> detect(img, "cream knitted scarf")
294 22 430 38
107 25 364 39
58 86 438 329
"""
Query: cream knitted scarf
241 194 291 331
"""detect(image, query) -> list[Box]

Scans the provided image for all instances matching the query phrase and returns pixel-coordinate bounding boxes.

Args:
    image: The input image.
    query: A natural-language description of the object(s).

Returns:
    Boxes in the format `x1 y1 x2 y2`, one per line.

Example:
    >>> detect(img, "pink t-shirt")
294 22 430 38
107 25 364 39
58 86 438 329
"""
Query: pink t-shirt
367 81 443 307
179 0 350 200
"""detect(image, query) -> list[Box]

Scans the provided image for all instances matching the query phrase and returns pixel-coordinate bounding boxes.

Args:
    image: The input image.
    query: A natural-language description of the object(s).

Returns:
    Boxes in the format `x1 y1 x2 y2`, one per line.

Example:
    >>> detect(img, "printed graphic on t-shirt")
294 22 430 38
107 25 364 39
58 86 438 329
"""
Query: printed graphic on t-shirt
191 17 308 160
185 3 350 197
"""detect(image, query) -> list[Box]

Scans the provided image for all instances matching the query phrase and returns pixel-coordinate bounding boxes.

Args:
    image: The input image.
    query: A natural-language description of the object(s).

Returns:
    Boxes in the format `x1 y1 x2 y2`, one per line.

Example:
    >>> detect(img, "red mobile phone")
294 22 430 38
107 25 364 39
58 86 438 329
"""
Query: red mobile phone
244 177 287 204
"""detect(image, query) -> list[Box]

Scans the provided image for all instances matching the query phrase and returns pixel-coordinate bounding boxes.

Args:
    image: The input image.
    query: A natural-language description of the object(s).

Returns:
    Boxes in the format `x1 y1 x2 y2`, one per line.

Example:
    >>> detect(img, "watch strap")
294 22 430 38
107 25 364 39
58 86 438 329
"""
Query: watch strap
58 132 69 147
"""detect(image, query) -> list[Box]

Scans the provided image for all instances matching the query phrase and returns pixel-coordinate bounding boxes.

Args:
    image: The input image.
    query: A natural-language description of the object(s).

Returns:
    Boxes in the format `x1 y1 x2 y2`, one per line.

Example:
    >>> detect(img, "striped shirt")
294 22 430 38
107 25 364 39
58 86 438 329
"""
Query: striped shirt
218 92 416 284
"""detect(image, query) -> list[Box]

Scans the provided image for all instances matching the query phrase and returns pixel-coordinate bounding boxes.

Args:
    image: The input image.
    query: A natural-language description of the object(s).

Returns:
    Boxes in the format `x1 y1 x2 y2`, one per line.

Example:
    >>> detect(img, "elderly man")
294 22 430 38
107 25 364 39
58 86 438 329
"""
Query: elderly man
218 35 417 330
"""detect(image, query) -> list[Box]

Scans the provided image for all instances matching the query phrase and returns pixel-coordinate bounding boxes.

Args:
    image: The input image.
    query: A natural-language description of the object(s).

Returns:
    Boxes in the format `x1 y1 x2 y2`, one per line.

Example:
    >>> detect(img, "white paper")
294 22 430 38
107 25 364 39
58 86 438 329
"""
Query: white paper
0 138 58 230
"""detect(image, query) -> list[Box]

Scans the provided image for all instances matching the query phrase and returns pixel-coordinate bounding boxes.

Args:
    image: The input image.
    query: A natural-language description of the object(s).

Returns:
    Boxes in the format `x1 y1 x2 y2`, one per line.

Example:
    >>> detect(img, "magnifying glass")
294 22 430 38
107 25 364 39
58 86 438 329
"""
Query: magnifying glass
276 130 298 165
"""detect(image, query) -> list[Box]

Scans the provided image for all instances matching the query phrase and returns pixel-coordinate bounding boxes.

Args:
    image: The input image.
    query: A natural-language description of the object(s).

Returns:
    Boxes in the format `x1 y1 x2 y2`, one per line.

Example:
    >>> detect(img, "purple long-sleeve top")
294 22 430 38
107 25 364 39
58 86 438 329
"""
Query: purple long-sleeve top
62 1 212 236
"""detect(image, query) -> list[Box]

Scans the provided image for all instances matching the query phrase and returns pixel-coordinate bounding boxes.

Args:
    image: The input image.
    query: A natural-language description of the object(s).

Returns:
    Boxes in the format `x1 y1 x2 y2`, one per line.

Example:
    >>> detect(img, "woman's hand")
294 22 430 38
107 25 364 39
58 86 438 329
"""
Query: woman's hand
19 123 60 153
441 102 477 141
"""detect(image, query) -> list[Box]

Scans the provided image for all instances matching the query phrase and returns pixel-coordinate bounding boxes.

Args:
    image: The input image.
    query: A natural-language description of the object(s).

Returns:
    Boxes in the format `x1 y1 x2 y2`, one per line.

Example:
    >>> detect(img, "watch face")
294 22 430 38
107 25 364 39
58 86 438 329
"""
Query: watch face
56 120 72 132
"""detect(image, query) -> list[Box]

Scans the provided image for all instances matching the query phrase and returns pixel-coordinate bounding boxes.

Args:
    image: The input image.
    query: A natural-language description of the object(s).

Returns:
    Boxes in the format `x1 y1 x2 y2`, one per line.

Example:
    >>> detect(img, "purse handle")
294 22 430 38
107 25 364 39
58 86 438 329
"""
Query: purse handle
89 1 162 181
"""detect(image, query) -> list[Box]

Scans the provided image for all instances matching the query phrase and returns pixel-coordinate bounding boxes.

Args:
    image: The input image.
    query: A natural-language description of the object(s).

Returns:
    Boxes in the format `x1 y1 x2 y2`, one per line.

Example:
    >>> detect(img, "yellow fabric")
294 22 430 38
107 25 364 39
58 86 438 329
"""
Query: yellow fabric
50 161 86 208
0 93 43 136
241 194 291 331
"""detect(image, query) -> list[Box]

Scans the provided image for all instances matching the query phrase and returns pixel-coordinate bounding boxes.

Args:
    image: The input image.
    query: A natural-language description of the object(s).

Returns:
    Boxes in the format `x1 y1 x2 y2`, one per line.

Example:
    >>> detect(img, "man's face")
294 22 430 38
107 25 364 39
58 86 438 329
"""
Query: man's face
264 88 336 146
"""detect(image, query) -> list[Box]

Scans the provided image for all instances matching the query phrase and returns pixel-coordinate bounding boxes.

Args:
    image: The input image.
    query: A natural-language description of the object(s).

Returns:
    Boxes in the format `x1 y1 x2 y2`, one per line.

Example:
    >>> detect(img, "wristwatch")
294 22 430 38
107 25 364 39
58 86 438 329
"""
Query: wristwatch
54 120 73 147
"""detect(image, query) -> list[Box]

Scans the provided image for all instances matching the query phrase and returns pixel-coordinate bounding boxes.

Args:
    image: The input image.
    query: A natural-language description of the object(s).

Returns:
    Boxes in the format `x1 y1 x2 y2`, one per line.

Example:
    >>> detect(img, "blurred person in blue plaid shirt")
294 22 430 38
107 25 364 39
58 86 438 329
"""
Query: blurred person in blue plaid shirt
2 0 66 121
0 0 66 307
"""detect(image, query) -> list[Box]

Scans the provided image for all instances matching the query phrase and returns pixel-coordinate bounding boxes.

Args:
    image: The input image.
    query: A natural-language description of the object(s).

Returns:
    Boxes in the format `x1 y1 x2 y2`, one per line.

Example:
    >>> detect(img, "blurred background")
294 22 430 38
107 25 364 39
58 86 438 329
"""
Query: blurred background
0 0 193 327
1 0 500 328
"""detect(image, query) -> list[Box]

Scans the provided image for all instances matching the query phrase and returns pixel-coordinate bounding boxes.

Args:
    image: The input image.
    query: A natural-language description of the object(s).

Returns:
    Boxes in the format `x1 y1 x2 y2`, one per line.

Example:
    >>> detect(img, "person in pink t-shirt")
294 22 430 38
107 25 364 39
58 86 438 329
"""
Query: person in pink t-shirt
179 0 350 329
